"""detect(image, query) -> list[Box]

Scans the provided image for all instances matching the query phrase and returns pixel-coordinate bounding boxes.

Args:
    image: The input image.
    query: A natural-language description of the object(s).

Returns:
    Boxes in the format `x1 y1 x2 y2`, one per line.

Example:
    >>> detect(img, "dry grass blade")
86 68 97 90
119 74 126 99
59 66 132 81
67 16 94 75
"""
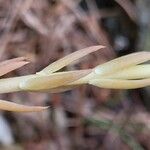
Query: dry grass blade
20 70 91 91
37 45 105 75
105 65 150 79
0 57 29 76
115 0 138 23
95 52 150 76
21 10 48 35
89 78 150 89
0 100 48 112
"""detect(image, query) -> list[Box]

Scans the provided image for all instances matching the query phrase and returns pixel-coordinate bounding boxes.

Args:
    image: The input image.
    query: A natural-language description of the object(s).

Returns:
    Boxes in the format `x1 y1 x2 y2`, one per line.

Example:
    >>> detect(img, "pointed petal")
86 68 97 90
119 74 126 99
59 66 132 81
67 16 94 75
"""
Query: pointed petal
0 100 48 112
0 57 29 76
37 45 105 75
105 65 150 79
89 78 150 89
94 52 150 76
20 70 91 91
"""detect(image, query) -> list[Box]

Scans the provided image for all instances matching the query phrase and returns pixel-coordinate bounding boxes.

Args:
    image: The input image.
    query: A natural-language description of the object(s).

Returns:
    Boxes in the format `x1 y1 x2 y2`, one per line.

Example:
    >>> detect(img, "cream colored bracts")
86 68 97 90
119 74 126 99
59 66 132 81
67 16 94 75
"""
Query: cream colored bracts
0 46 149 112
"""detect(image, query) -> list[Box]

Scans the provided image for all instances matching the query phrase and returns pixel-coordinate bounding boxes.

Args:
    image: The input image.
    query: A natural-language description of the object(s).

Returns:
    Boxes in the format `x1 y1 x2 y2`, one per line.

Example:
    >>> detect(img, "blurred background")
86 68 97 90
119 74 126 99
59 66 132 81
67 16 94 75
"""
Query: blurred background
0 0 150 150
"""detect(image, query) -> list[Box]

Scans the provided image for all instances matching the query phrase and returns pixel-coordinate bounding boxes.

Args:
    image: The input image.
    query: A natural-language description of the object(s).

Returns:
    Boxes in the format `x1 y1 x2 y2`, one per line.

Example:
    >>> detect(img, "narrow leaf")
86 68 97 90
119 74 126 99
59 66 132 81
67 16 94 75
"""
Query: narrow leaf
69 72 95 85
0 75 35 93
0 100 48 112
37 45 105 75
105 65 150 79
94 52 150 76
89 78 150 89
0 57 29 76
20 70 91 91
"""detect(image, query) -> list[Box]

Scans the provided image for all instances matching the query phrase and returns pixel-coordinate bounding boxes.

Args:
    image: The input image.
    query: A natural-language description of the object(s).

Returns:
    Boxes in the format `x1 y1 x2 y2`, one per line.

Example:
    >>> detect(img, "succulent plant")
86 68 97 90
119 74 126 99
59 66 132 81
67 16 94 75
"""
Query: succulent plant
0 46 149 112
